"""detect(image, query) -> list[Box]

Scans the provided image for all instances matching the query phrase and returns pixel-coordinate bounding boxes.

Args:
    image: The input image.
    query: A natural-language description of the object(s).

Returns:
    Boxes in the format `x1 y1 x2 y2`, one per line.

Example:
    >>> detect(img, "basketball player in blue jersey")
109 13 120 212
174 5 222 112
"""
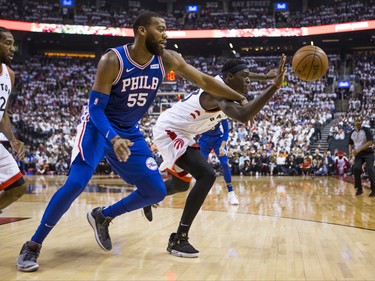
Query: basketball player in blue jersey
17 11 249 272
198 68 277 205
0 27 27 214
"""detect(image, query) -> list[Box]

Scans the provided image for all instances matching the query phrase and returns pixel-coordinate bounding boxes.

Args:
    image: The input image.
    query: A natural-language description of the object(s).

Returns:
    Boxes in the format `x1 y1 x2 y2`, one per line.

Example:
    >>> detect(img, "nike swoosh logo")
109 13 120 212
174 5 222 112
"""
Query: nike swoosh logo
126 67 135 72
105 131 110 138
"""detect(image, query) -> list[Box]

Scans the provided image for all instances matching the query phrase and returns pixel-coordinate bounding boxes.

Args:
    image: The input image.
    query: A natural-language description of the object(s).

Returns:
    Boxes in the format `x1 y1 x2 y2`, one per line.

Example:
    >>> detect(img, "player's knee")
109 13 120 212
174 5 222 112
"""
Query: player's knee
156 186 167 202
65 174 88 192
148 184 166 203
174 179 190 193
196 167 216 186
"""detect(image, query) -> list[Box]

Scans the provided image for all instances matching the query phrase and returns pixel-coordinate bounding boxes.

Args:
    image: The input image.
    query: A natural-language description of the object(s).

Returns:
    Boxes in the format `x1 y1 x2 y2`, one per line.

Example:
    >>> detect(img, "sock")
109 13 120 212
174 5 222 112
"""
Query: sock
177 221 190 238
227 184 233 192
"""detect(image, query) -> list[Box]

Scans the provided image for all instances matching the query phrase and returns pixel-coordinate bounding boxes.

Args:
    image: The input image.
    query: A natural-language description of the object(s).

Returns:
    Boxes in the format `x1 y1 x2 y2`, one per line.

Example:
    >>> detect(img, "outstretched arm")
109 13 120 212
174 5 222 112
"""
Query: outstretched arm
249 68 278 81
218 54 287 123
162 50 246 103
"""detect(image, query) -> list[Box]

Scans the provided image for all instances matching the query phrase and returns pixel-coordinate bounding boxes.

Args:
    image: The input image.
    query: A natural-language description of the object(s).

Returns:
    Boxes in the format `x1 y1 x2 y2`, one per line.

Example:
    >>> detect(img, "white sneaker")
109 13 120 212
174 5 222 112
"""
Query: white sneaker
228 191 239 205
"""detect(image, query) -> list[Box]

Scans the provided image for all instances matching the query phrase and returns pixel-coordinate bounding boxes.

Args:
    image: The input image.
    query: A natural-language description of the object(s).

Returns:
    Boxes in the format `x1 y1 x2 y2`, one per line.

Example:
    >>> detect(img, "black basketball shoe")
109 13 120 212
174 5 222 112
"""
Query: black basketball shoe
87 207 113 251
167 232 199 258
17 241 42 272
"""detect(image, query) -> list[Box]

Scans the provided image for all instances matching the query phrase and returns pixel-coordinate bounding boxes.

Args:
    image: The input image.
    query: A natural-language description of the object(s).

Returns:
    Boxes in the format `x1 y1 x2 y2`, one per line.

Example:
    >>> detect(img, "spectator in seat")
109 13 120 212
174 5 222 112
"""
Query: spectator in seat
258 150 270 176
281 154 299 176
36 159 49 175
300 152 312 175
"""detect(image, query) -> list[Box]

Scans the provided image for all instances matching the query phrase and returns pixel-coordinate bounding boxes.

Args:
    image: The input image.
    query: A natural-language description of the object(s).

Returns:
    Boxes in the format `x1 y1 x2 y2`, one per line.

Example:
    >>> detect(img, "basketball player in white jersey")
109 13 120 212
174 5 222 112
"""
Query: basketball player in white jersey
0 27 27 214
152 55 287 258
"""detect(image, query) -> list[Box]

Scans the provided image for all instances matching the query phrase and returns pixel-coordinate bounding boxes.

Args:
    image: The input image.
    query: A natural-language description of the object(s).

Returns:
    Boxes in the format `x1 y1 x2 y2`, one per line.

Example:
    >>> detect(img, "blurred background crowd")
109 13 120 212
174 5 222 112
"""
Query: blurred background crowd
1 0 374 178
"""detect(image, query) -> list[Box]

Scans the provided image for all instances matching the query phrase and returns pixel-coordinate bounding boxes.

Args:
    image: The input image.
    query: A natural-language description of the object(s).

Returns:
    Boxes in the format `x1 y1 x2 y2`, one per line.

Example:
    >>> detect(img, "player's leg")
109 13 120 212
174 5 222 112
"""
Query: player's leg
142 170 191 222
213 140 239 205
17 155 96 272
353 157 364 196
165 173 191 195
219 155 239 205
0 180 27 211
198 136 211 160
167 146 216 258
87 135 166 250
364 154 375 196
17 159 95 271
0 145 27 212
17 121 103 272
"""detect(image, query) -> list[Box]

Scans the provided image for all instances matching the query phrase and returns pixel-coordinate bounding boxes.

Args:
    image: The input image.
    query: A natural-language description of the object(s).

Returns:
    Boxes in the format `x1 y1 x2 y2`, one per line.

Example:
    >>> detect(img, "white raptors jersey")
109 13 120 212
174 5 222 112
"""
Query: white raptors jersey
0 64 12 121
155 76 227 136
153 75 227 172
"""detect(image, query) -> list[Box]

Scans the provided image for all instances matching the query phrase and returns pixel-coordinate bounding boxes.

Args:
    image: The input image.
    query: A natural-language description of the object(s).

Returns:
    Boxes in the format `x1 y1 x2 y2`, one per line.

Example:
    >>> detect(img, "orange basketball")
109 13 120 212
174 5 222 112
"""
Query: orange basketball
292 45 329 82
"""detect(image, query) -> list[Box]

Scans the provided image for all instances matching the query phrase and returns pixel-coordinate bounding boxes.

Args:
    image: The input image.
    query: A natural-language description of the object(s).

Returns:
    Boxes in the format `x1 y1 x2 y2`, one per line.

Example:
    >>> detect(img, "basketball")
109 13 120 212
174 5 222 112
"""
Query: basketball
292 45 329 82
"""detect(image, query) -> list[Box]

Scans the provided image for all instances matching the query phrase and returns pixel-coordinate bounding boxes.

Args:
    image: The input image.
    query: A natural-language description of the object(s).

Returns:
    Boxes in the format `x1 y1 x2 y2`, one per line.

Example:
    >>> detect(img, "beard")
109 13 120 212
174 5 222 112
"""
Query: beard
145 37 164 56
0 54 11 66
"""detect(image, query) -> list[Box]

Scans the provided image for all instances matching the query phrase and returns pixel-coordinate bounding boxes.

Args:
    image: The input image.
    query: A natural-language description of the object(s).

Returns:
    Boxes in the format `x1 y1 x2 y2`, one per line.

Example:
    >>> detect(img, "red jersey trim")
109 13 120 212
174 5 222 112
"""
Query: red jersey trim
0 172 23 191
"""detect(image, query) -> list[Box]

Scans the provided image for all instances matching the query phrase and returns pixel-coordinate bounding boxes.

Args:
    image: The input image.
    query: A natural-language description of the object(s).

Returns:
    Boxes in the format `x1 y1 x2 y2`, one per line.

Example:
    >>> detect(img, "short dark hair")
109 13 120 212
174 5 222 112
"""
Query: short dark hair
0 26 10 40
354 114 363 121
133 11 163 35
221 59 248 77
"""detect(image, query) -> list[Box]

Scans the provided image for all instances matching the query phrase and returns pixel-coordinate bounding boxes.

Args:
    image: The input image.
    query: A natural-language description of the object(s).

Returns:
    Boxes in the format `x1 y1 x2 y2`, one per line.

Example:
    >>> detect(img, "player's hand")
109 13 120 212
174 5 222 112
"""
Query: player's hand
349 157 355 166
240 97 248 105
10 140 25 161
266 68 278 79
111 136 134 162
273 54 287 88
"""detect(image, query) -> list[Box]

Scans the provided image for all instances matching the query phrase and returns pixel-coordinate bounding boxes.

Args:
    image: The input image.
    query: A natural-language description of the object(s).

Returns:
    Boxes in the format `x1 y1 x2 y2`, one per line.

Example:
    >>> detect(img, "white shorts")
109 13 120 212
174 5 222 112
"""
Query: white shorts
153 125 195 182
0 143 22 191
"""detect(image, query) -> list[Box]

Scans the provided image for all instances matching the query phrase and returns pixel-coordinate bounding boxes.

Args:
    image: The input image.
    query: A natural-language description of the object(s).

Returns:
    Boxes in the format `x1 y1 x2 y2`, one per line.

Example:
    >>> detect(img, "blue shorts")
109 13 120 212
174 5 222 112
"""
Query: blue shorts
75 121 160 185
199 134 228 163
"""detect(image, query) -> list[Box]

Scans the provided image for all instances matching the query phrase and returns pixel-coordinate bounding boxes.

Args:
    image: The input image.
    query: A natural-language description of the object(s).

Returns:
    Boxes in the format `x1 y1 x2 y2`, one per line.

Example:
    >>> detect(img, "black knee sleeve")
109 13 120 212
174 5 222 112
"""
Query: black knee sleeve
174 147 216 225
165 176 190 196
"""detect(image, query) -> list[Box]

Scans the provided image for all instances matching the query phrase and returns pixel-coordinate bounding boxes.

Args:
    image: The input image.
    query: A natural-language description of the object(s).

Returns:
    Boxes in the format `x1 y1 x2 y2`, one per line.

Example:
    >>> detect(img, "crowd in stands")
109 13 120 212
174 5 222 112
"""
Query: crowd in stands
0 0 374 30
6 49 374 178
0 0 373 179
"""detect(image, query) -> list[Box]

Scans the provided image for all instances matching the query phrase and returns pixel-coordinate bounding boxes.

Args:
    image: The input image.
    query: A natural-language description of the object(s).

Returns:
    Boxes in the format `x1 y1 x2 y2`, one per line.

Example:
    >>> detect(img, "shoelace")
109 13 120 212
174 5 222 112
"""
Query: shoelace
24 248 39 261
177 237 192 248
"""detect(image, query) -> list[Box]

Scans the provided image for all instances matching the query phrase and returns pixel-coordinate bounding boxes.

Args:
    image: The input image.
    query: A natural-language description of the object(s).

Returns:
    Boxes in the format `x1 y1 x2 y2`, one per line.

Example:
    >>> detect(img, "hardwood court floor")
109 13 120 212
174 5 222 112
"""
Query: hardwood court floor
1 175 375 281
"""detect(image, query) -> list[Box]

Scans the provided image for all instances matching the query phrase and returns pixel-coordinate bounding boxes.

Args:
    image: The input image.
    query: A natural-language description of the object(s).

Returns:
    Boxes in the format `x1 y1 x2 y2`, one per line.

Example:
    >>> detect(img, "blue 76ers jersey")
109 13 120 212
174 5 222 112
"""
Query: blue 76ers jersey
105 44 165 127
202 121 226 138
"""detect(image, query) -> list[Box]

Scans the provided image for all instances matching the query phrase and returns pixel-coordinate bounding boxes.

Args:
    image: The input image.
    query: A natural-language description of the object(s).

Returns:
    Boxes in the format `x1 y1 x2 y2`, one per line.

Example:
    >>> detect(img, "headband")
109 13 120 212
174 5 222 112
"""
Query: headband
222 64 248 76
